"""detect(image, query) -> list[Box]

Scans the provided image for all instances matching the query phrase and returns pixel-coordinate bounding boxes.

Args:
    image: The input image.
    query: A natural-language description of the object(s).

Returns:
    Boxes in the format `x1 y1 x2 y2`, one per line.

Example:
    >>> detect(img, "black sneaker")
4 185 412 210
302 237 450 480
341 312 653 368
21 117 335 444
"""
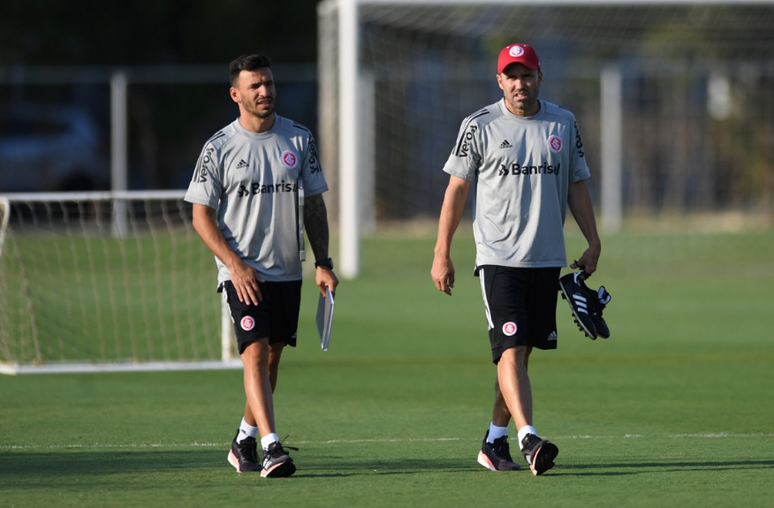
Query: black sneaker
559 272 598 339
521 433 559 476
589 285 611 339
477 431 521 471
260 440 297 478
227 432 261 473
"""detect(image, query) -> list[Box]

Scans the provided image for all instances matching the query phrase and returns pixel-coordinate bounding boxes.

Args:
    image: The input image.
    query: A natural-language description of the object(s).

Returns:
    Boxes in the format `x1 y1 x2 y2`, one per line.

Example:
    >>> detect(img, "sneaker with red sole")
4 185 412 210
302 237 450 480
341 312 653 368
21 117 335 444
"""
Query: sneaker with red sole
521 433 559 476
477 431 521 471
227 432 261 473
260 440 297 478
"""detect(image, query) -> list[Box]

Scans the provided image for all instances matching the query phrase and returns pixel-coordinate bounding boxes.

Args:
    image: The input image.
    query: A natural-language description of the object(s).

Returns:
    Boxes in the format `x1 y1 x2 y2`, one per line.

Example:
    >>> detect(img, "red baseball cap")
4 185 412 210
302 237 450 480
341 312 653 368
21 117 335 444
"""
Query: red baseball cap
497 43 540 73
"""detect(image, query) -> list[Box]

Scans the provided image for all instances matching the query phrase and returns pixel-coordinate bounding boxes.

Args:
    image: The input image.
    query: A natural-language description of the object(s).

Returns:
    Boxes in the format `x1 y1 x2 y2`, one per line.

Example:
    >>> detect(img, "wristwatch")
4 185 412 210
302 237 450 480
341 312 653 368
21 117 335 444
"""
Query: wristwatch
315 257 334 270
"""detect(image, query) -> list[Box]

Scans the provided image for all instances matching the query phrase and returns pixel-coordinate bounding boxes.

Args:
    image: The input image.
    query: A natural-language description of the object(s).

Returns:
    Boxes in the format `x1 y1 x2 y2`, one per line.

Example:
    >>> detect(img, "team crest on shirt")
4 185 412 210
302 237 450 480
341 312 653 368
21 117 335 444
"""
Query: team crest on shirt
281 150 299 169
547 135 562 153
502 322 517 336
240 316 255 331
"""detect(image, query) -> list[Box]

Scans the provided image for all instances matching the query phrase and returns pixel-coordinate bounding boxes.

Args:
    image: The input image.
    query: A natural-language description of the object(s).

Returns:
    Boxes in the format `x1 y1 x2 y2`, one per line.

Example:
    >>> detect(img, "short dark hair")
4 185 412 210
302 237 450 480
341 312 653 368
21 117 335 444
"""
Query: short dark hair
229 54 272 86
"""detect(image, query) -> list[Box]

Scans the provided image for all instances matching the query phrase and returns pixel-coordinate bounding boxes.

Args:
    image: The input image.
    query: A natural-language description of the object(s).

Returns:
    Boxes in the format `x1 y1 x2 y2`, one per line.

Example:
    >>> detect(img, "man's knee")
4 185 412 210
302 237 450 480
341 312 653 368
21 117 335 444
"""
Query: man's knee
241 338 270 362
500 345 530 366
268 342 285 367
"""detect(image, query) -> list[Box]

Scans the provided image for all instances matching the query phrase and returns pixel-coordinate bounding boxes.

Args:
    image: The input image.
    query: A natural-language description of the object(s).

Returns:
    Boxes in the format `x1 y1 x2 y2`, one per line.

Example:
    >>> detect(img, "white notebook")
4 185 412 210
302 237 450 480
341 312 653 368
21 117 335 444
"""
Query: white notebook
316 286 334 351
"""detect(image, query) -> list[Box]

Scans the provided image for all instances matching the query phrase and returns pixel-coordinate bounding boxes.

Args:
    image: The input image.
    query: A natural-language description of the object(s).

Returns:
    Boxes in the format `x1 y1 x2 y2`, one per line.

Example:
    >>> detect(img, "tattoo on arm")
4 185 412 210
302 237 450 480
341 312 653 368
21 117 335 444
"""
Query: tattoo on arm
304 193 330 262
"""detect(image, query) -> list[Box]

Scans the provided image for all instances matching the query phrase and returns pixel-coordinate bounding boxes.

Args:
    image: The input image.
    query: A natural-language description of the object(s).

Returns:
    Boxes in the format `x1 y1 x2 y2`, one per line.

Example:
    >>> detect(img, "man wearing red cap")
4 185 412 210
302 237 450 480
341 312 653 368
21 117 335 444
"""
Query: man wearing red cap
431 43 601 475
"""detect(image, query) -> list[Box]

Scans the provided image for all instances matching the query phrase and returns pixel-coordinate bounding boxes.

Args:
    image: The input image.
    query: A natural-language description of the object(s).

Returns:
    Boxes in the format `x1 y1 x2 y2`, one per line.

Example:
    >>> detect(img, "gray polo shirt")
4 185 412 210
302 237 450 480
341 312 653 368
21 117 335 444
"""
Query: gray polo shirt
185 115 328 283
443 99 590 269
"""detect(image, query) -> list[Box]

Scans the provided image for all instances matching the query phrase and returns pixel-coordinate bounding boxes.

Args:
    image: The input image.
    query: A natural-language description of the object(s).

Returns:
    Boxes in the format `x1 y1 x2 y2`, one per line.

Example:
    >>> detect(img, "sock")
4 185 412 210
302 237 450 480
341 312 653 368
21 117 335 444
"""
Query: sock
261 432 279 451
236 418 258 444
517 425 538 450
487 423 509 443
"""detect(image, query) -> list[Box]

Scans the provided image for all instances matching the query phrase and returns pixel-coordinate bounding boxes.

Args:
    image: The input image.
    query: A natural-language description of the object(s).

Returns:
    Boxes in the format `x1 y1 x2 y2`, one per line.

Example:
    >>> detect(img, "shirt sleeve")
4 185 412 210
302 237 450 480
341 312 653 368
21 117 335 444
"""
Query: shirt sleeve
299 133 329 196
442 117 481 181
569 120 591 183
184 142 223 209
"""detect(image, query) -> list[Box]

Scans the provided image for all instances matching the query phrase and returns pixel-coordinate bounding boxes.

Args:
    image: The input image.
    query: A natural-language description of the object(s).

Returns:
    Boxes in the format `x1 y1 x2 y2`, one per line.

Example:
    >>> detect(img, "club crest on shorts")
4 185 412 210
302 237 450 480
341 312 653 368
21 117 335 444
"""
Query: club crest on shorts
502 321 517 336
240 316 255 331
548 135 562 153
281 150 299 169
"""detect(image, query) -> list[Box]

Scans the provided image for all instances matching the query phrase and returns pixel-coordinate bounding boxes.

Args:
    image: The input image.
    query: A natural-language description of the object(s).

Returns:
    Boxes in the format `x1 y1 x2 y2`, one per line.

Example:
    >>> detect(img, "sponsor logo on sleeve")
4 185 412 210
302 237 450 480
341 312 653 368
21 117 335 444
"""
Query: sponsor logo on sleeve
308 139 321 174
454 125 477 157
574 121 585 158
196 147 214 183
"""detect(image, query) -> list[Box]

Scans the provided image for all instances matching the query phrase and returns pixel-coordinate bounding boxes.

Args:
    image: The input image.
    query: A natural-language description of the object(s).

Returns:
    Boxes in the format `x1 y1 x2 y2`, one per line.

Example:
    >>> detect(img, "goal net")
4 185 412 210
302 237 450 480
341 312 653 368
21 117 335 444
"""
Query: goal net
0 191 240 374
319 0 774 276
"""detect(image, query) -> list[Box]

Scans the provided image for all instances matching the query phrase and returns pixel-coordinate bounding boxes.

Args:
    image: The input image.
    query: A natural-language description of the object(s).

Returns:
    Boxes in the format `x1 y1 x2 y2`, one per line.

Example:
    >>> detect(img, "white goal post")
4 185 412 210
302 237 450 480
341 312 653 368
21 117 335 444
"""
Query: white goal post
318 0 774 279
0 191 241 374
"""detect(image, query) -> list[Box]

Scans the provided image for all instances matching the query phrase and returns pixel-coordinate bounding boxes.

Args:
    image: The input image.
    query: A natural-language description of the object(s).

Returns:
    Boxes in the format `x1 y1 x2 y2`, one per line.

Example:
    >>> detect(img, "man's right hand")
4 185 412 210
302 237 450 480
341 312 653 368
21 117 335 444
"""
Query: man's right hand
229 260 264 306
431 255 456 296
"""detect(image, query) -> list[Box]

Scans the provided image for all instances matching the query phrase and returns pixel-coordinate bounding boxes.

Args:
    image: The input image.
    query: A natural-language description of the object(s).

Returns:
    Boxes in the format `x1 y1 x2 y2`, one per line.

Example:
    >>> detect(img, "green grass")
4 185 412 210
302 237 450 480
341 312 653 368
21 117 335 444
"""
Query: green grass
2 228 774 507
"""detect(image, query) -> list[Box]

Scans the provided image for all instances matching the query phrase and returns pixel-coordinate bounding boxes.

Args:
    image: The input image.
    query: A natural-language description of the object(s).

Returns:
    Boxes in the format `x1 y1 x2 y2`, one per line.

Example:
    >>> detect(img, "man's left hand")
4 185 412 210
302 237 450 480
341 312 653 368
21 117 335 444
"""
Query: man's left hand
316 267 339 297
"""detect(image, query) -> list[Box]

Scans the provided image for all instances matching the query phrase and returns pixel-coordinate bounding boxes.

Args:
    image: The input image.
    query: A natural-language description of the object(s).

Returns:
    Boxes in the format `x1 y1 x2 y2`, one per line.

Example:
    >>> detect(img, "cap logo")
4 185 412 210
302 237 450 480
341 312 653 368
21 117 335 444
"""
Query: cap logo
548 135 562 153
281 150 298 169
502 321 517 336
509 46 525 58
240 316 255 331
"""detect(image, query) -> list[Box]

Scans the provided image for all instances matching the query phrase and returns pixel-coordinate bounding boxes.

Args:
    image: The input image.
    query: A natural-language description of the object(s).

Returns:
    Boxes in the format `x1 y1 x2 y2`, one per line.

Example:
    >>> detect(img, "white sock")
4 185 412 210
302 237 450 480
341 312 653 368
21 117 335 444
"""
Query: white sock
261 432 279 451
517 425 538 450
236 418 258 444
487 423 509 443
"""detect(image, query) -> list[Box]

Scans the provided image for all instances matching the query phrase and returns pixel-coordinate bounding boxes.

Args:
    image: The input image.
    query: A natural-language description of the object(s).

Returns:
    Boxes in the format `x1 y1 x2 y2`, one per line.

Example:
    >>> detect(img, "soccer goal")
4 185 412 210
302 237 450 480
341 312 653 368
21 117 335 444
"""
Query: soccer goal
0 191 241 374
318 0 774 278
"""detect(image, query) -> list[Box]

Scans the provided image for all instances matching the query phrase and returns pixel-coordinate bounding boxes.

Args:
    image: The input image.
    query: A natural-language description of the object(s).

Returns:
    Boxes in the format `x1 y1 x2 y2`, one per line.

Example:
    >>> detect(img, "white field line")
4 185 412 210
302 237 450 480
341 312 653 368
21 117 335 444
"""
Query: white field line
1 433 772 451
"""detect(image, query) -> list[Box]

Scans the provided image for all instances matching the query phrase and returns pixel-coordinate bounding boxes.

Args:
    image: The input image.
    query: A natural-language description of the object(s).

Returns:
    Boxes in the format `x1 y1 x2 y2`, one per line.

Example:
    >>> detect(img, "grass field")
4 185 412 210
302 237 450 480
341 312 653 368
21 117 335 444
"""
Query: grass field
2 227 774 507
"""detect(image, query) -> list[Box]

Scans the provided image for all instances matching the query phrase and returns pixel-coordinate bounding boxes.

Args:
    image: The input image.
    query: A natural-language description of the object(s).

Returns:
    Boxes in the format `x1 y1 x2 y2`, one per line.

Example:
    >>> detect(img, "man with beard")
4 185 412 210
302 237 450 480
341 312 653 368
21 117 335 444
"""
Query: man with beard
431 43 601 475
186 54 338 478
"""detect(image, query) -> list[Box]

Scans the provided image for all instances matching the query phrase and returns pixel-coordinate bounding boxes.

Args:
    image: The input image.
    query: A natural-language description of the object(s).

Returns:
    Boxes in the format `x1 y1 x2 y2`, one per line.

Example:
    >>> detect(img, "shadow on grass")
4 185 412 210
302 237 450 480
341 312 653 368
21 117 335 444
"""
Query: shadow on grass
5 449 770 481
0 448 222 480
554 459 774 476
0 449 478 481
302 457 774 478
298 458 479 478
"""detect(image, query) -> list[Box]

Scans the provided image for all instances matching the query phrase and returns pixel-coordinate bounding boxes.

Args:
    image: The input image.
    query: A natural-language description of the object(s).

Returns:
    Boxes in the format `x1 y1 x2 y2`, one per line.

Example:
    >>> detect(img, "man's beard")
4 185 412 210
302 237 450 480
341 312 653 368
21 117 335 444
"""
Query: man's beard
248 99 274 119
255 105 274 119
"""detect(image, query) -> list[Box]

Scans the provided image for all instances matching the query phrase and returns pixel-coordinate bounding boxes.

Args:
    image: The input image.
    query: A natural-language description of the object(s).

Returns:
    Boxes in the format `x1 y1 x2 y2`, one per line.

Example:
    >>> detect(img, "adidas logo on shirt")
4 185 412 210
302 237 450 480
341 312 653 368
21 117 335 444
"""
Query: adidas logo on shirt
499 140 512 149
236 159 248 169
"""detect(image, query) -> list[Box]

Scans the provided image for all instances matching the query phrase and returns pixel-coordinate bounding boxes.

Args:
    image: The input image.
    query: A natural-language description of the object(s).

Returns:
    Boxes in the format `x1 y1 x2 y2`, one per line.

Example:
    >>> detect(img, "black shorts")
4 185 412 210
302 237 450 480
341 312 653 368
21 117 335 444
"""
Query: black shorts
477 265 560 363
220 280 302 354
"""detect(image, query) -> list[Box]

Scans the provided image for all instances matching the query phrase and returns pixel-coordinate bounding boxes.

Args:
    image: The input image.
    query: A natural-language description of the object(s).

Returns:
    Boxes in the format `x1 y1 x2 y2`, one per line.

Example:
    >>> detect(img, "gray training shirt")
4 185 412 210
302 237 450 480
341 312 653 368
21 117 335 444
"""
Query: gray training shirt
443 99 591 269
185 115 328 284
